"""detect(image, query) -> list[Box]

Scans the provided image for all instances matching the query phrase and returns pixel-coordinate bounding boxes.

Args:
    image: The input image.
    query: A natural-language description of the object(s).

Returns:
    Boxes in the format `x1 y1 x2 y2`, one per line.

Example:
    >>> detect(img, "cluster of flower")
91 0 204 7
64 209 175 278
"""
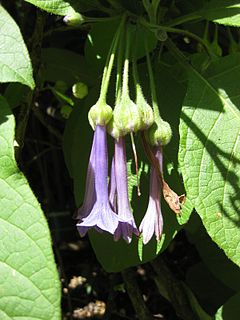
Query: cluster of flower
75 15 172 245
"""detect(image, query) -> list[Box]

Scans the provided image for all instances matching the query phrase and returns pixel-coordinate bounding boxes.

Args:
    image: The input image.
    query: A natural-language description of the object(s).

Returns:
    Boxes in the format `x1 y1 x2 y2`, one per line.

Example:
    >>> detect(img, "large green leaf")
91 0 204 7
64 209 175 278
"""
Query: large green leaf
186 262 234 315
186 214 240 293
215 291 240 320
41 48 96 86
24 0 106 14
179 53 240 267
201 0 240 26
24 0 76 15
0 5 34 89
0 96 61 319
153 59 193 224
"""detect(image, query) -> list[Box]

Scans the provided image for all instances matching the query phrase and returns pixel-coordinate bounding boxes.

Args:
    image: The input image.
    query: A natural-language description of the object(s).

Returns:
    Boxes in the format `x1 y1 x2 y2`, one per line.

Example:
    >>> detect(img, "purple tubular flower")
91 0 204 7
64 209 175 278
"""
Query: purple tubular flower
74 132 96 221
77 125 121 236
139 147 163 245
113 137 139 243
109 156 117 211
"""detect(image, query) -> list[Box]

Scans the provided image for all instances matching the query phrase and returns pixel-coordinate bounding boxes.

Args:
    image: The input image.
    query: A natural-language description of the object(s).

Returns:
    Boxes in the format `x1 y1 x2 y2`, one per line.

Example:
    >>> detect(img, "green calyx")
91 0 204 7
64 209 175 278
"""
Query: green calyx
113 95 142 135
132 51 154 130
147 118 172 146
88 101 113 129
112 20 143 135
107 116 121 139
135 84 154 130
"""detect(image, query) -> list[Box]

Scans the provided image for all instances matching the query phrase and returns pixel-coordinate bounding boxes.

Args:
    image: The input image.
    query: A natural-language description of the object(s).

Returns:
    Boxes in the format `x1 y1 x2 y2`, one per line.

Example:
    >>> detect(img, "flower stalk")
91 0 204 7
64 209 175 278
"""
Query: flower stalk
144 38 172 147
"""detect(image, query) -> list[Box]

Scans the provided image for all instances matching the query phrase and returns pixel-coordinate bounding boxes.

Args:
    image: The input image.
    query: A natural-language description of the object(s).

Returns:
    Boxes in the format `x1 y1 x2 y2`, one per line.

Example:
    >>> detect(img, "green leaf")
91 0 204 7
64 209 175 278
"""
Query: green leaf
201 0 240 26
50 87 74 106
4 83 28 109
152 59 192 224
215 291 240 320
180 282 213 320
24 0 76 15
179 53 240 267
25 0 107 14
186 214 240 293
186 262 234 315
41 48 96 86
0 96 61 319
0 5 34 89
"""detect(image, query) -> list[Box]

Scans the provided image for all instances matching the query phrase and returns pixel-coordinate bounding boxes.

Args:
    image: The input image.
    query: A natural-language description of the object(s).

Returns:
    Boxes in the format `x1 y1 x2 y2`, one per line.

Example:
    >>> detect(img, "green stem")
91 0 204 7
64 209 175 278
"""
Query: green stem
132 58 139 86
115 20 125 103
132 24 140 88
122 268 153 320
144 38 161 123
151 257 200 320
107 0 122 10
152 0 161 23
142 0 150 14
165 12 202 27
98 14 126 103
121 23 131 97
132 60 142 101
140 18 212 57
81 15 122 24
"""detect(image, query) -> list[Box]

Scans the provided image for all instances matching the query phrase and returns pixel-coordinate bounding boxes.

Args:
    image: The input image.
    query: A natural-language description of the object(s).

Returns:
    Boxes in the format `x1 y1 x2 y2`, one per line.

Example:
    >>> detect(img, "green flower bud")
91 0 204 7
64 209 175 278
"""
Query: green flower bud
88 101 113 129
63 12 85 27
107 117 121 139
136 86 154 130
72 82 88 99
60 105 72 119
147 119 172 146
113 96 142 135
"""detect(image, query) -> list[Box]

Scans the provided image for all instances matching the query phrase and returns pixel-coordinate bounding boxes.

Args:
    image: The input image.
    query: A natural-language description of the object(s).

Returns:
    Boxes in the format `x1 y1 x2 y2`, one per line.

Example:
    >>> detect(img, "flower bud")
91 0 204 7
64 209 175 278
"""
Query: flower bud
72 82 88 99
88 101 113 129
147 119 172 146
113 96 142 135
63 12 85 27
135 86 154 130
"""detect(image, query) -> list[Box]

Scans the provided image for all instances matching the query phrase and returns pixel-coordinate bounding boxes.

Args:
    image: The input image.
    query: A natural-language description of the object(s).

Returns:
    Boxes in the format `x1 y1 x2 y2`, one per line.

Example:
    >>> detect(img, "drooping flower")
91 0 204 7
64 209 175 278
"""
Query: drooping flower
77 125 122 236
75 132 96 221
113 137 139 243
109 156 117 211
139 147 163 244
